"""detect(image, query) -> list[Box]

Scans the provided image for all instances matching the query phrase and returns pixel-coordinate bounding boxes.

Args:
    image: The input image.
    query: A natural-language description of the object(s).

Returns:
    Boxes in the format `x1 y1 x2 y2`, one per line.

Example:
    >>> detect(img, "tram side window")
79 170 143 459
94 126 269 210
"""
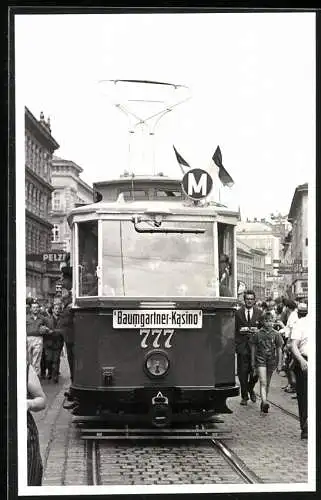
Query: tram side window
78 221 98 296
218 223 235 297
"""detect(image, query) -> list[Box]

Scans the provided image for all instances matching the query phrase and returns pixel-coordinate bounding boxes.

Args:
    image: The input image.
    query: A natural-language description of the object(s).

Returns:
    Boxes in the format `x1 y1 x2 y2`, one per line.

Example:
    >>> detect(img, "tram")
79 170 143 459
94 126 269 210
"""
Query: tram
62 79 240 428
63 173 240 428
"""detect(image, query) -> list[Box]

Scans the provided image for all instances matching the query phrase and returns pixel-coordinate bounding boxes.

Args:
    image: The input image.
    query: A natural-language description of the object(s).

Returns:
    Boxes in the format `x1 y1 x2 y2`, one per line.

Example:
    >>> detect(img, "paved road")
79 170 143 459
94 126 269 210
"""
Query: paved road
33 355 308 486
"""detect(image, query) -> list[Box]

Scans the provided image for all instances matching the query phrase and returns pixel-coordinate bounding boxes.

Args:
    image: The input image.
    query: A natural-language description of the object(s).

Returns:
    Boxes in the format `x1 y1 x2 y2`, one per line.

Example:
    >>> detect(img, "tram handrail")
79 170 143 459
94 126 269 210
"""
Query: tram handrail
131 214 205 234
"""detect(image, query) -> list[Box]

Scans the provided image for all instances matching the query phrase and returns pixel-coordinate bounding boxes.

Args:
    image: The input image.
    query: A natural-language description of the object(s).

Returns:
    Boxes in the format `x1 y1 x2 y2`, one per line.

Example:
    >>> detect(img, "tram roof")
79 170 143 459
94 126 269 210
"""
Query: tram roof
94 175 182 186
67 198 240 224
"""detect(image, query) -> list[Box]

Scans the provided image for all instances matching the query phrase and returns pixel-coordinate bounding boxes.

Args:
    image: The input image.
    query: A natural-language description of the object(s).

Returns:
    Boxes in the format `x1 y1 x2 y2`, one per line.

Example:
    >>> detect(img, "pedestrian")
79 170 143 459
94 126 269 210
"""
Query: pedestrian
53 285 74 407
42 303 64 383
235 290 263 405
57 265 75 405
26 297 32 316
260 301 268 314
26 299 49 377
256 301 263 312
27 362 46 485
250 311 283 413
40 304 52 379
278 299 298 394
290 302 309 439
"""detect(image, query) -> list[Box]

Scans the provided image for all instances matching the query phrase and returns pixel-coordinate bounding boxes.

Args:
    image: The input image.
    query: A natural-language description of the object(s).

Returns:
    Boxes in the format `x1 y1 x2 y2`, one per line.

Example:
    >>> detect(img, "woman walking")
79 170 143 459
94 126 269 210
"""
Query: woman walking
250 311 283 413
27 362 46 485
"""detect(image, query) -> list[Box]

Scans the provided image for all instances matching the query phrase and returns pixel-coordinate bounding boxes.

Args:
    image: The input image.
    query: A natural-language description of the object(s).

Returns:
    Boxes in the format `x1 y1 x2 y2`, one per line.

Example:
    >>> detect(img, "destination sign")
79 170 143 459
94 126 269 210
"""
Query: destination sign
113 310 203 329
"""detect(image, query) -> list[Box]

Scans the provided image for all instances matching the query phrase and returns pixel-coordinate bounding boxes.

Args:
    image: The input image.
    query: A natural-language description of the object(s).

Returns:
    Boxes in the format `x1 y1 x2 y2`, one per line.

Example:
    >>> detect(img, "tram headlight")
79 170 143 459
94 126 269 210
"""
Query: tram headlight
144 350 170 378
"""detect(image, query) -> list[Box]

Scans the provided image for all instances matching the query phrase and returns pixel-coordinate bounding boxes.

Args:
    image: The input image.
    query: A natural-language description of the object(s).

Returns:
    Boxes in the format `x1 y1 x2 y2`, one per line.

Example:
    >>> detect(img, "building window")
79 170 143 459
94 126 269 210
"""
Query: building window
31 228 36 253
47 197 51 216
25 136 28 163
26 223 30 253
34 145 38 174
52 224 60 242
30 142 35 170
42 194 47 217
35 189 39 215
39 232 45 253
43 152 48 177
40 194 44 217
28 183 32 209
52 191 61 211
305 237 308 246
36 228 41 253
32 187 36 212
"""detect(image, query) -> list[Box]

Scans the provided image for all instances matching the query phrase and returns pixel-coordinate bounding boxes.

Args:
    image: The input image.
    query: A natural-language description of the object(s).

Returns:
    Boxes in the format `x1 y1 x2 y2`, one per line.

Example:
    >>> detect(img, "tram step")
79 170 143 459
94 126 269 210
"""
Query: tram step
79 425 233 440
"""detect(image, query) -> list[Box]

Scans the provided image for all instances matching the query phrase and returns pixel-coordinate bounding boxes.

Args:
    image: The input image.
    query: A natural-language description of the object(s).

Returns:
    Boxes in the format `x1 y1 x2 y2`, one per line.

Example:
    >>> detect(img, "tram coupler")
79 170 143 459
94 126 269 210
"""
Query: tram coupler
150 391 172 428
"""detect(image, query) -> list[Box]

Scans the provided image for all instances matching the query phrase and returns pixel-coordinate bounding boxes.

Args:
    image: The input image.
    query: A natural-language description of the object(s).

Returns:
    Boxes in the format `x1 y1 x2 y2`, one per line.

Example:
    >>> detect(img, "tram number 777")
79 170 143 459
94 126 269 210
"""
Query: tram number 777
140 329 175 349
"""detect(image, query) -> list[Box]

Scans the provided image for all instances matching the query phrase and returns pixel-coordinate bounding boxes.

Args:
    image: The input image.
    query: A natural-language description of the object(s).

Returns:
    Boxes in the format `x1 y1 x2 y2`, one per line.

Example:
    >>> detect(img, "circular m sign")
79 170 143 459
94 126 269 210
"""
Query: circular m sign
181 168 213 200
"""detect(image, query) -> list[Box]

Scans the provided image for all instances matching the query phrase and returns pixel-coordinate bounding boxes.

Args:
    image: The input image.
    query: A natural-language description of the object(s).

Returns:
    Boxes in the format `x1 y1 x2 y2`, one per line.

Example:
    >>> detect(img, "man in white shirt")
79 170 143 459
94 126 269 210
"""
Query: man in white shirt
290 302 308 439
283 302 299 339
278 299 299 394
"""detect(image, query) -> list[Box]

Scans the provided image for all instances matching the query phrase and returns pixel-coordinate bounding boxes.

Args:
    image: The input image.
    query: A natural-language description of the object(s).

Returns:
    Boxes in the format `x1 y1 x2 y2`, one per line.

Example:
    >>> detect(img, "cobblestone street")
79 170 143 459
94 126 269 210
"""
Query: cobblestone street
32 354 309 487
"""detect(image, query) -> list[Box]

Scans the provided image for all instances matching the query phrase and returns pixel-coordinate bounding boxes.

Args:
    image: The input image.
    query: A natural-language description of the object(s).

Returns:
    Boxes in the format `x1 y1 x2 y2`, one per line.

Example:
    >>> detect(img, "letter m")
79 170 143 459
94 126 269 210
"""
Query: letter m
188 172 207 196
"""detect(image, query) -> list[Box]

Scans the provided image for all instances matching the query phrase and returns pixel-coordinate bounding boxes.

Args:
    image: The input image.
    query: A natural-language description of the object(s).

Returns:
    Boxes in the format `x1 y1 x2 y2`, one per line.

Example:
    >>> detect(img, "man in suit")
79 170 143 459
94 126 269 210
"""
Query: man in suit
235 290 263 405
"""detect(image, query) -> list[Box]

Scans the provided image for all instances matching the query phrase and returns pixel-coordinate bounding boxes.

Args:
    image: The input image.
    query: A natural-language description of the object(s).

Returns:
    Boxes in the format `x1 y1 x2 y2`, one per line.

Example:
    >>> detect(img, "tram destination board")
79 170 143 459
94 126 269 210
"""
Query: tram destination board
113 310 203 329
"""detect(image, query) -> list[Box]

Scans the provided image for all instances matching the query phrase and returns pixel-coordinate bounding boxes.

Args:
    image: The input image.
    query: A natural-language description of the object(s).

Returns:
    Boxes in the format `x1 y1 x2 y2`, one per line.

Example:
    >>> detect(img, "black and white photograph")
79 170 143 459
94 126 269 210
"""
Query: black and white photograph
13 8 315 496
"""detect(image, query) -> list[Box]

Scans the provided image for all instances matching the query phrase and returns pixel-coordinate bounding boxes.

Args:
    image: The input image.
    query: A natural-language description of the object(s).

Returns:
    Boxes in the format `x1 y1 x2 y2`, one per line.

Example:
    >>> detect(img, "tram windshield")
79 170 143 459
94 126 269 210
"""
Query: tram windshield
101 220 214 297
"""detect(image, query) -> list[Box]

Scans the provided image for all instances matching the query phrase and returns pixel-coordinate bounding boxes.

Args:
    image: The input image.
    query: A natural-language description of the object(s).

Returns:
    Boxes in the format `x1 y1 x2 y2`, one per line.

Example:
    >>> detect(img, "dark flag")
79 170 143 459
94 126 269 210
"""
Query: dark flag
93 189 103 203
212 146 234 187
173 145 191 174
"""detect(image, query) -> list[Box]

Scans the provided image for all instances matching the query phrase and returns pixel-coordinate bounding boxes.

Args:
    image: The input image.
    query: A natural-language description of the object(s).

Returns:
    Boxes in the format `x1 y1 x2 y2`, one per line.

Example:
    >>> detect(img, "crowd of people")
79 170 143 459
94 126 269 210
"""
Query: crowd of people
26 267 74 486
235 290 309 440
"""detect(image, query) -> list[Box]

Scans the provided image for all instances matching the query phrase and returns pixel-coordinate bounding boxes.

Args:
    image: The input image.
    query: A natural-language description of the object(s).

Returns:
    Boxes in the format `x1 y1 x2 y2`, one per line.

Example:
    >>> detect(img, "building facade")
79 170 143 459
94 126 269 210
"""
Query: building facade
50 156 94 254
236 220 284 299
251 248 266 300
25 107 59 299
286 183 308 300
236 240 253 295
236 239 266 299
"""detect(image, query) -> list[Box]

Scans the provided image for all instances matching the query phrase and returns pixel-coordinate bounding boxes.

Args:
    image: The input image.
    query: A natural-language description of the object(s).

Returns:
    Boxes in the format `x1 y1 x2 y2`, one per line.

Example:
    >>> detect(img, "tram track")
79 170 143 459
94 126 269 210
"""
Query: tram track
253 393 300 421
85 436 263 485
211 439 263 484
86 439 100 486
267 399 300 421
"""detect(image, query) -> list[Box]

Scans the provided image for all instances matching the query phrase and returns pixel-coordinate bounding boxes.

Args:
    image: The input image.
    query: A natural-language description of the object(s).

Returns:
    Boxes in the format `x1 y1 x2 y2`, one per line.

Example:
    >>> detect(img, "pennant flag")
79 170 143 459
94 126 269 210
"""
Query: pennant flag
173 145 191 174
212 146 234 187
93 189 103 203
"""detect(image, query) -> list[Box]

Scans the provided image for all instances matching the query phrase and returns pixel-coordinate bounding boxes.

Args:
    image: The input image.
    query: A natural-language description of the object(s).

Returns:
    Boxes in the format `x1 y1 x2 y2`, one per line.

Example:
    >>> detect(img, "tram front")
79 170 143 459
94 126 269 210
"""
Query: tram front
67 197 240 427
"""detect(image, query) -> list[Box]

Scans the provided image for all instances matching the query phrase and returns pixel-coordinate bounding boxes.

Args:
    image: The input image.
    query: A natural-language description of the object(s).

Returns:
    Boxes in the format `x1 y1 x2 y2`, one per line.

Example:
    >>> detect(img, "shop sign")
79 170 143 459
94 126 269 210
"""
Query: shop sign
27 252 67 262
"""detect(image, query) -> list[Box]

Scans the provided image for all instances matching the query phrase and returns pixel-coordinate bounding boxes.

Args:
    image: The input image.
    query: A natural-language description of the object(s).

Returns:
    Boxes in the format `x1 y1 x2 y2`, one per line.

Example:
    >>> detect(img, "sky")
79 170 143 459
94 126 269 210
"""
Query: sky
15 12 315 219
